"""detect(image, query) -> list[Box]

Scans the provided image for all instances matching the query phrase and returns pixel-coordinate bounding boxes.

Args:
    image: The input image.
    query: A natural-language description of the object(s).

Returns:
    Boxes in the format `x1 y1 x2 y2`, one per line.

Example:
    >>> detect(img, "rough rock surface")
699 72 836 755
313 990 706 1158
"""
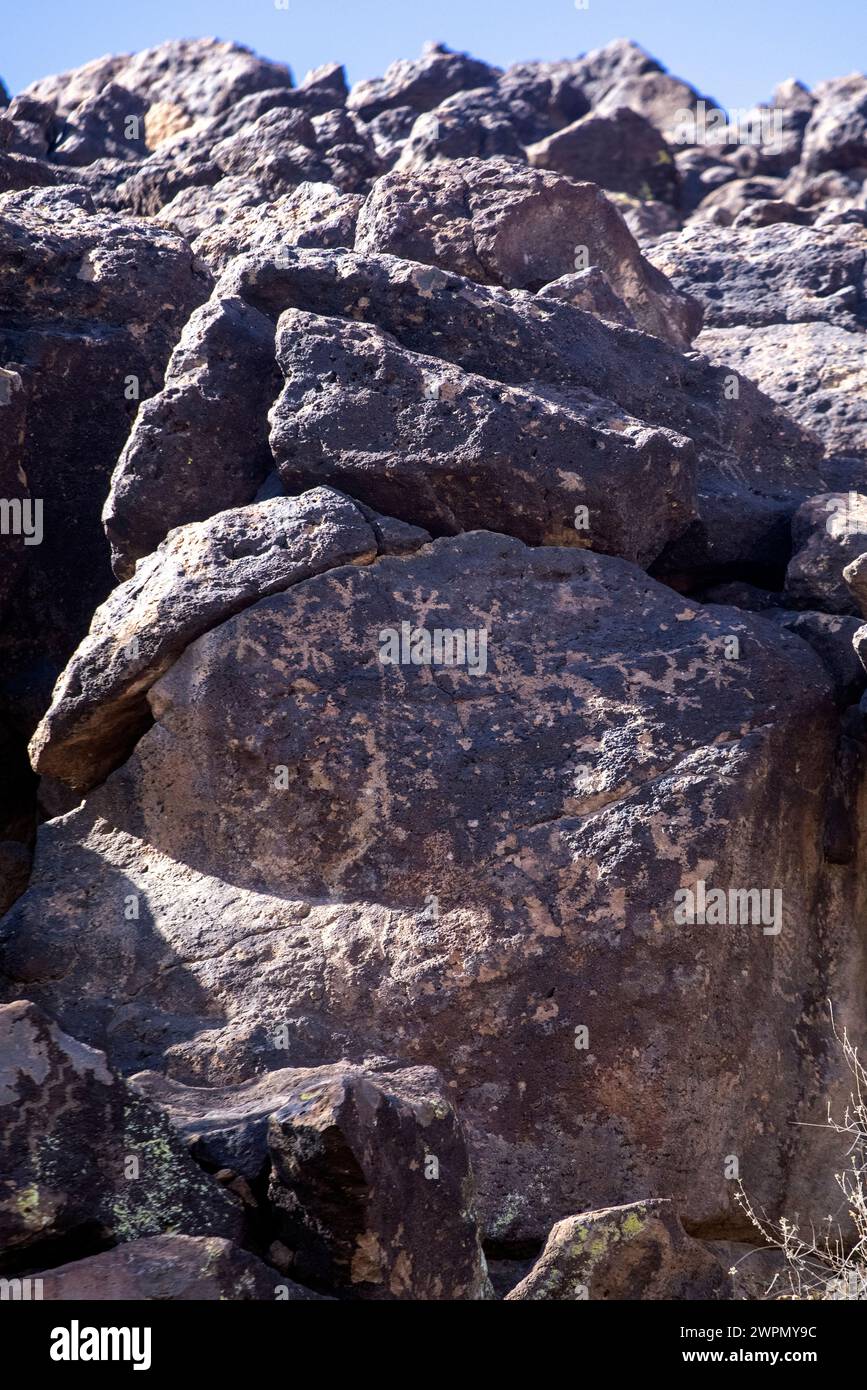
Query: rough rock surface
0 182 209 880
527 106 680 205
505 1200 729 1300
801 74 867 174
34 1235 321 1300
124 1062 490 1299
0 1000 240 1266
347 42 499 122
3 31 867 1304
239 246 821 576
268 309 696 560
354 158 701 345
395 90 525 170
3 534 861 1244
30 489 428 793
649 221 867 456
192 181 363 274
784 492 867 614
23 38 294 123
103 286 279 578
266 1065 491 1298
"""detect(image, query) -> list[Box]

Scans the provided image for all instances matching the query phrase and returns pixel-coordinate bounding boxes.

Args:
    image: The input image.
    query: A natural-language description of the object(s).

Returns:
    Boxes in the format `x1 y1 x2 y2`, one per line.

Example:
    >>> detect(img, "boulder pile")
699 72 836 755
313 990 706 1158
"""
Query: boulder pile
1 35 866 1301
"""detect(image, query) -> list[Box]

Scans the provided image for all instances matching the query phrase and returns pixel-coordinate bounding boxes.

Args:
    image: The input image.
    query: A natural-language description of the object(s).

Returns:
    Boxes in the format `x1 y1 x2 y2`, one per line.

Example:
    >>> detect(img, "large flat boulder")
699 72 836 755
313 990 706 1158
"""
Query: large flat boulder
527 107 680 206
106 246 821 581
268 308 696 562
3 533 861 1243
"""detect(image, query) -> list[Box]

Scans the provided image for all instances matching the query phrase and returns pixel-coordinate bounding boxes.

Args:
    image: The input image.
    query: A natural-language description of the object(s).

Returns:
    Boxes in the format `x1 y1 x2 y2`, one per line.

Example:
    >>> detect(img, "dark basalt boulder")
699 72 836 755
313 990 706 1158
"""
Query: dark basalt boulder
103 288 280 578
3 534 860 1242
32 489 428 794
527 106 681 206
268 307 696 560
190 181 363 275
50 81 147 166
105 242 823 580
649 221 867 456
0 183 209 880
802 73 867 174
347 41 500 122
691 174 787 225
23 37 295 123
395 89 526 170
0 1001 242 1266
650 221 867 330
0 95 58 158
354 158 700 345
116 101 376 215
131 1061 490 1299
33 1235 323 1301
496 60 590 144
505 1200 729 1301
784 492 867 615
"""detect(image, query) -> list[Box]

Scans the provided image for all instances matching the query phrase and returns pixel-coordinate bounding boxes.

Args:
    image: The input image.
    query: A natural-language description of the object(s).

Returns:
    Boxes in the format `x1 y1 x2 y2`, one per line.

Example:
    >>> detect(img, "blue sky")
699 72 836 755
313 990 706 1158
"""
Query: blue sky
3 0 865 109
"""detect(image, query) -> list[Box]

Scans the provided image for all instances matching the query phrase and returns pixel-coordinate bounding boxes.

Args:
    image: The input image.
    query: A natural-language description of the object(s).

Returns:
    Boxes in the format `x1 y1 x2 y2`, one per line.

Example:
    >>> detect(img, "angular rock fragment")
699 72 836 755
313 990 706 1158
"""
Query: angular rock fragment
51 82 147 166
732 199 812 228
155 175 267 243
104 290 279 579
269 309 696 560
395 90 525 170
536 267 638 330
755 609 866 706
130 1061 490 1299
31 489 428 793
650 221 867 330
224 247 823 572
650 221 867 456
192 181 363 275
692 175 786 225
1 95 58 158
347 42 499 122
505 1200 728 1300
496 60 589 144
354 158 701 345
802 73 867 174
527 107 680 205
675 147 737 213
0 1001 241 1265
267 1065 491 1298
784 492 867 614
844 549 867 617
